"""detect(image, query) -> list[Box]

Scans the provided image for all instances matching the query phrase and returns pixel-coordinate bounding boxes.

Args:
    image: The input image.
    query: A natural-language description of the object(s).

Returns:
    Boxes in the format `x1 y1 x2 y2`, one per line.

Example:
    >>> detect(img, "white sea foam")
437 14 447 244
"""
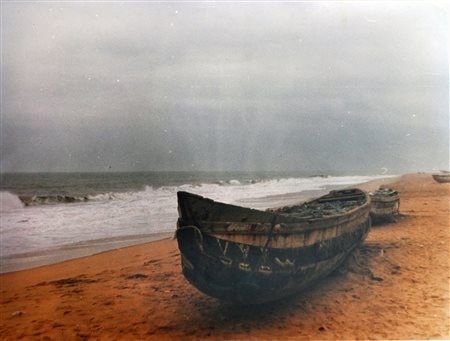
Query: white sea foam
0 175 393 257
0 191 24 212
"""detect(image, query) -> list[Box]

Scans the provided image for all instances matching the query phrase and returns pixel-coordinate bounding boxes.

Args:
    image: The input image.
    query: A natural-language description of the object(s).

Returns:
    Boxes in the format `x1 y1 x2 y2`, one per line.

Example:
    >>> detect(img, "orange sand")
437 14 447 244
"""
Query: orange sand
1 174 448 340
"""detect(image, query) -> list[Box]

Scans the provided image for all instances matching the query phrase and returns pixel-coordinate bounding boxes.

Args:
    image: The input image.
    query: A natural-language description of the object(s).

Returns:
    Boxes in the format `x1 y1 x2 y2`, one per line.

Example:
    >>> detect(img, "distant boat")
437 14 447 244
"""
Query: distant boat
432 173 450 183
369 188 400 223
175 188 371 304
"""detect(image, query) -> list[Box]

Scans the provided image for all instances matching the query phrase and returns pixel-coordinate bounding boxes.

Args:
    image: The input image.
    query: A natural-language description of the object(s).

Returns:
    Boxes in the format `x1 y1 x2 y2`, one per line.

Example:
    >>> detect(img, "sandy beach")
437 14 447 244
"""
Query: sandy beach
0 173 448 340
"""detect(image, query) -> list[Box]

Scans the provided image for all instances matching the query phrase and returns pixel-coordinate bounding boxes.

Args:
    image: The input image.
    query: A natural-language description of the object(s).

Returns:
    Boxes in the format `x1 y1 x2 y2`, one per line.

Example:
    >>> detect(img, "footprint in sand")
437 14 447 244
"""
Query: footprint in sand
126 273 149 279
143 259 162 266
50 276 97 287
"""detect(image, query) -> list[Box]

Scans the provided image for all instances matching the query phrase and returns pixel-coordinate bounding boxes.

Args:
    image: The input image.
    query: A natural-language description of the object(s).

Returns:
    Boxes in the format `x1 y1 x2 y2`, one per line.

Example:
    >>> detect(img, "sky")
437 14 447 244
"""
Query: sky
1 1 448 174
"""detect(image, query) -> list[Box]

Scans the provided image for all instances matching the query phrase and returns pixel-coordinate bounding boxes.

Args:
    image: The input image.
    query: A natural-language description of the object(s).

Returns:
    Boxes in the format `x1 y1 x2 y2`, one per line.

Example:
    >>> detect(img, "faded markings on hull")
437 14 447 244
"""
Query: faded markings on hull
206 220 367 270
212 213 368 249
180 244 353 304
297 262 316 273
216 239 230 255
274 257 295 268
237 243 250 260
212 233 305 249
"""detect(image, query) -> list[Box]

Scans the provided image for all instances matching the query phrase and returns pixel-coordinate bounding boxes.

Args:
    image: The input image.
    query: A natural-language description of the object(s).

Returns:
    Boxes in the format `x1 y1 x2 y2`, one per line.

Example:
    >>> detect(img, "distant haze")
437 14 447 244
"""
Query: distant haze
1 2 448 174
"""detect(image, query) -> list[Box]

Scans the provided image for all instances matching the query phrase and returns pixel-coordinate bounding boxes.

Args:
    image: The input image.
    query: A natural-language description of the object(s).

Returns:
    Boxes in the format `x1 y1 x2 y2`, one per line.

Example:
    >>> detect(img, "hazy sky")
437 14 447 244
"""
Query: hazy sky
1 1 448 174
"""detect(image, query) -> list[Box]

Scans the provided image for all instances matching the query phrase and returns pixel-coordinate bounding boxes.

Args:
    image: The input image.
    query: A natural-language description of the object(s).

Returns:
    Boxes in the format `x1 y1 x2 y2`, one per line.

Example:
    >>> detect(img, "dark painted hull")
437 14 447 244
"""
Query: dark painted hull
432 174 450 183
176 189 371 304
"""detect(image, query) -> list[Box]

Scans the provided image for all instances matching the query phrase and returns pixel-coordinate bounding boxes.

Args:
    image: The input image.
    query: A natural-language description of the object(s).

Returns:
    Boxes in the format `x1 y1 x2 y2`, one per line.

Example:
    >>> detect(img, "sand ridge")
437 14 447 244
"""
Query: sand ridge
0 174 448 340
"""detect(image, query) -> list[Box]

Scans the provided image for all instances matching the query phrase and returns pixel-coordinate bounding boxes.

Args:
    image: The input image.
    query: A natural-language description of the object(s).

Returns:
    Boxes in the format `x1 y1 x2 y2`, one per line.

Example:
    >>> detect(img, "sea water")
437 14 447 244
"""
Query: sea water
1 172 393 258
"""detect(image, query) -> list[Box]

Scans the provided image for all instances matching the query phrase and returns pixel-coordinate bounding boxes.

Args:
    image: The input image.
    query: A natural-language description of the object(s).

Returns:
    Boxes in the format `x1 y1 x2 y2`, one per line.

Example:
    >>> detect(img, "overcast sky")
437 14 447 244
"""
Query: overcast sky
1 1 448 174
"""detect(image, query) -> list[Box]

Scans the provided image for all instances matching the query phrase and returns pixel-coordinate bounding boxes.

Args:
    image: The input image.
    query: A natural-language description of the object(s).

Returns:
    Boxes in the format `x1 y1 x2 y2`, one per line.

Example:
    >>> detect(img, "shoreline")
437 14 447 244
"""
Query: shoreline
1 175 399 273
0 173 448 339
0 232 173 274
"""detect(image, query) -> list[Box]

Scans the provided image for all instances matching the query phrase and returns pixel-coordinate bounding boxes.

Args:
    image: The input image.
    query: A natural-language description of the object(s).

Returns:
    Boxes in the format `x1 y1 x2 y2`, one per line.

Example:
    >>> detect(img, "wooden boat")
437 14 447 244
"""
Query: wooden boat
432 174 450 183
369 188 400 223
175 188 371 304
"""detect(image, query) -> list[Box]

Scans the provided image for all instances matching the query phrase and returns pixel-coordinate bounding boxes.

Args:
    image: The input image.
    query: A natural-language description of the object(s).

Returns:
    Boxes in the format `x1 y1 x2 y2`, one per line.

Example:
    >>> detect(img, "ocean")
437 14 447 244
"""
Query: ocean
1 171 393 270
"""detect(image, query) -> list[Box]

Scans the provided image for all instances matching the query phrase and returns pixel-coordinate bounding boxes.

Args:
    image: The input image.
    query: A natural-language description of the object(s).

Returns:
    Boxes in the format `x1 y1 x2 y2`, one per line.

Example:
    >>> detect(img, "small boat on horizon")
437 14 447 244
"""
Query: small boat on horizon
432 173 450 183
369 188 400 224
175 188 371 304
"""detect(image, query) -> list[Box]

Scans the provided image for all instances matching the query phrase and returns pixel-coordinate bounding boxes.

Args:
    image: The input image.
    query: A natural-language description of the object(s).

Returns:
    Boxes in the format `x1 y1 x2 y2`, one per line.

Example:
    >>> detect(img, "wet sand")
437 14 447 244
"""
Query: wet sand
1 233 173 273
1 174 448 340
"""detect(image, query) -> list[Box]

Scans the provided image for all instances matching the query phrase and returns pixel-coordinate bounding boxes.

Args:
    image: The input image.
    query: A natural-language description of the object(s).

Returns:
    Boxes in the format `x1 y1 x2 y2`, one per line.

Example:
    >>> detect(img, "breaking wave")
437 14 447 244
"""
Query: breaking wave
19 195 90 206
1 174 395 257
14 175 390 208
0 192 24 212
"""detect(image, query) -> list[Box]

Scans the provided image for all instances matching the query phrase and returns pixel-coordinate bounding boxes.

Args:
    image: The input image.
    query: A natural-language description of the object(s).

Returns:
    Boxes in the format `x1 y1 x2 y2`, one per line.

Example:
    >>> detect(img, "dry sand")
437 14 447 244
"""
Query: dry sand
1 174 448 340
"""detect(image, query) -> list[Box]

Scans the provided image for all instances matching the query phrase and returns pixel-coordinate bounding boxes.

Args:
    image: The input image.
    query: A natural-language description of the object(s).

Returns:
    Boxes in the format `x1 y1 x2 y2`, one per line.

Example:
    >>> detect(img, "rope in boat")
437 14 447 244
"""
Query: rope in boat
238 214 279 292
252 214 278 273
262 214 278 254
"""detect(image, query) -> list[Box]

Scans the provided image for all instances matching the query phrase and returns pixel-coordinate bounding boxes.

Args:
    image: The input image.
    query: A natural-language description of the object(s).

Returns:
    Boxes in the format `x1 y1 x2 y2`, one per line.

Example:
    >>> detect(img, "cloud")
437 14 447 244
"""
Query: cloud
1 2 448 173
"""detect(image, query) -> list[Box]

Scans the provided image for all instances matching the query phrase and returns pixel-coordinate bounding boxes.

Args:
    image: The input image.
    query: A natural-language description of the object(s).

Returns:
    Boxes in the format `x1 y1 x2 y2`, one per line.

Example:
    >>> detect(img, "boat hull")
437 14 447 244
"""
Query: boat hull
177 218 370 304
432 174 450 183
176 189 371 304
369 191 400 224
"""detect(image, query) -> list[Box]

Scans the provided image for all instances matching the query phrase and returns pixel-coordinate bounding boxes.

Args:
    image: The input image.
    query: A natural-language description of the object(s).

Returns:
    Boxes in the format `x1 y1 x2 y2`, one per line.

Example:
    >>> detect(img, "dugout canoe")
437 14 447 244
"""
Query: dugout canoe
432 174 450 183
369 188 400 223
175 188 371 304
